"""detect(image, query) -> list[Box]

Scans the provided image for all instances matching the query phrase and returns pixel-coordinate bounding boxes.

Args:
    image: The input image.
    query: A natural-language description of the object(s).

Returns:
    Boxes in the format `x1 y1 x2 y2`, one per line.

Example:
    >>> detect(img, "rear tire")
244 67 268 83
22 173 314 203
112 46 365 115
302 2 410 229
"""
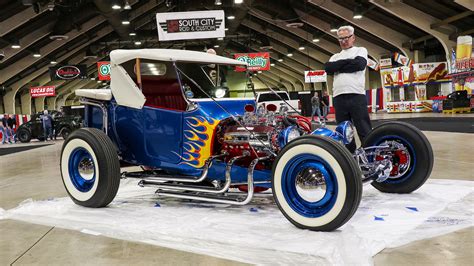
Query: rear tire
272 135 362 231
17 128 31 143
364 121 433 193
60 128 120 207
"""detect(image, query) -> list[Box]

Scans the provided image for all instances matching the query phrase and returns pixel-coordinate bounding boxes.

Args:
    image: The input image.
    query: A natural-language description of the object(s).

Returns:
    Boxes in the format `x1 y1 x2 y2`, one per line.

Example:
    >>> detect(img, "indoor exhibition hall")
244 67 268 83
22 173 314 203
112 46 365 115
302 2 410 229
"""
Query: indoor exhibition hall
0 0 473 265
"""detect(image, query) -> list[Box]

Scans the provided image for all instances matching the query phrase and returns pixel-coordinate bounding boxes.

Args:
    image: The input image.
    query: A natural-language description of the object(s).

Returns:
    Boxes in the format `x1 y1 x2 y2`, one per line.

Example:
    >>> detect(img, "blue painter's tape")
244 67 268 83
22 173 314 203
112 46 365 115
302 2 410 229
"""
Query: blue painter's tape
154 203 161 208
249 207 258 212
406 207 418 212
374 216 385 221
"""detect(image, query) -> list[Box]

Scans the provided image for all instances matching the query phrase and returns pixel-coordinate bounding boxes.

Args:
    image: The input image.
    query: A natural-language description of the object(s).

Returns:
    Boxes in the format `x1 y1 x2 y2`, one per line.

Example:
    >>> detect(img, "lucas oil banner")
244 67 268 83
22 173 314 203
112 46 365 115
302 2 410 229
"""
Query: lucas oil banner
234 52 270 72
30 86 56 98
156 10 225 41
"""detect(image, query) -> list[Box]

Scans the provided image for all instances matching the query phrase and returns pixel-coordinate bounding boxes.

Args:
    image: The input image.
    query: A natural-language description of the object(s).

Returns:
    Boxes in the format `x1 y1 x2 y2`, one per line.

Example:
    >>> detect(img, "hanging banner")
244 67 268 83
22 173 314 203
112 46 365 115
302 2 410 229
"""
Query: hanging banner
234 52 270 72
394 52 413 66
156 10 225 41
304 70 327 83
380 62 449 88
97 61 111 80
367 58 379 70
455 35 473 72
30 86 56 98
49 65 87 80
379 58 392 69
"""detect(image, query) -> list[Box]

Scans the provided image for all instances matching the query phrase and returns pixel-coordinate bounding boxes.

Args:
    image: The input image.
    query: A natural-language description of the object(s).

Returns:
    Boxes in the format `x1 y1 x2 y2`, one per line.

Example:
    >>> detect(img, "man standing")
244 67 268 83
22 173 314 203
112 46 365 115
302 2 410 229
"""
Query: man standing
41 110 53 141
324 25 371 152
310 91 322 122
7 115 16 143
1 114 9 144
321 90 330 121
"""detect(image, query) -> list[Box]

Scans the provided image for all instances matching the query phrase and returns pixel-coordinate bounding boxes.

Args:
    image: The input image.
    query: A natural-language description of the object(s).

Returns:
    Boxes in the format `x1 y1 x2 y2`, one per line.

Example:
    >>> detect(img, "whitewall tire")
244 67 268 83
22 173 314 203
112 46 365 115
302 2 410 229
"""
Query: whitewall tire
272 135 362 231
60 128 120 207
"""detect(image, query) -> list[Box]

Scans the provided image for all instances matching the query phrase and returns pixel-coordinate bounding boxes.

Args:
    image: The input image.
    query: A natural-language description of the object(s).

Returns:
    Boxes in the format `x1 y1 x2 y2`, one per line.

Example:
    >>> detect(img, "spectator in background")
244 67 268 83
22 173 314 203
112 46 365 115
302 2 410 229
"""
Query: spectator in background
41 110 53 141
311 91 323 122
1 114 9 144
7 115 15 143
321 90 330 121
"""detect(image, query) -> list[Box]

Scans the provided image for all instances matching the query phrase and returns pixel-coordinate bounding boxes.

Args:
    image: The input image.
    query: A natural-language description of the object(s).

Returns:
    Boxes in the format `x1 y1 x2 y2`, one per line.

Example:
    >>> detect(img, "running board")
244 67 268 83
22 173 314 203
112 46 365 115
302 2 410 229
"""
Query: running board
139 153 249 194
122 153 226 183
155 155 272 205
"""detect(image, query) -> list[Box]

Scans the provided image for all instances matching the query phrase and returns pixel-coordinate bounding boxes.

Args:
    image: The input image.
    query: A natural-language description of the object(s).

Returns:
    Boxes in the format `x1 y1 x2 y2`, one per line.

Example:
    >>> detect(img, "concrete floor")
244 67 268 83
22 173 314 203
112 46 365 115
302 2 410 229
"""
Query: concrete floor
0 113 473 265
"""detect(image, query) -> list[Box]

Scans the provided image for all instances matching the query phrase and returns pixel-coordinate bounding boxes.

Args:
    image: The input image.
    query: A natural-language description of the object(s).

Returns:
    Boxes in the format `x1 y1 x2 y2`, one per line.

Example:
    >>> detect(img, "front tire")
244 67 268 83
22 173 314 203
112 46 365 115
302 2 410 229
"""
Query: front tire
60 128 120 207
364 121 433 193
272 135 362 231
61 127 72 140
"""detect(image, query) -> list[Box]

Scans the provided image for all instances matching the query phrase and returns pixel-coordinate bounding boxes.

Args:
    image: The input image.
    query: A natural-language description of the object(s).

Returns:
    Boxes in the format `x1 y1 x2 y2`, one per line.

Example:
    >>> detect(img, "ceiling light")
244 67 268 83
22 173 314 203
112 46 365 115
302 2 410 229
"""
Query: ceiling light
134 41 142 45
33 50 41 58
214 44 220 48
112 3 121 9
97 80 102 83
234 0 243 4
257 70 262 73
227 15 235 20
353 4 363 19
11 39 20 49
129 32 136 36
330 23 338 32
124 1 131 10
287 53 293 57
90 77 96 81
218 37 224 41
225 28 229 31
50 60 57 64
312 38 320 42
298 46 305 50
278 58 283 62
270 63 275 67
122 20 130 25
215 0 222 5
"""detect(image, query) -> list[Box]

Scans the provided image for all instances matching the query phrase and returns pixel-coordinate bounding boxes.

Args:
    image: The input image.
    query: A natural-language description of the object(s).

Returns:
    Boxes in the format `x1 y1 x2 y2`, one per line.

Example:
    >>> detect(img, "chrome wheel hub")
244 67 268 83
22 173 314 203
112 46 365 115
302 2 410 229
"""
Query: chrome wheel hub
295 167 327 202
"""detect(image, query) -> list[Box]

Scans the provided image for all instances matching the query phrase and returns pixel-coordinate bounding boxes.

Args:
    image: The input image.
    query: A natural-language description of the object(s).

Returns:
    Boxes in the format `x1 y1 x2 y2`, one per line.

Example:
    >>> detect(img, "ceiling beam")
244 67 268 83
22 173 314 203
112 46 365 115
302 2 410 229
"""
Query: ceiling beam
431 11 473 29
369 0 456 62
0 6 48 37
294 8 388 60
310 0 412 57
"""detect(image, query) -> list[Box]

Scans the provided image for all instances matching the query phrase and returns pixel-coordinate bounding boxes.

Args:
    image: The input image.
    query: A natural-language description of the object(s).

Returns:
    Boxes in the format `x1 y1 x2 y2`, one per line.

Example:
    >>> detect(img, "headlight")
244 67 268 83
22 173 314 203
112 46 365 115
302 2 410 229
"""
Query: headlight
335 121 354 145
278 126 300 148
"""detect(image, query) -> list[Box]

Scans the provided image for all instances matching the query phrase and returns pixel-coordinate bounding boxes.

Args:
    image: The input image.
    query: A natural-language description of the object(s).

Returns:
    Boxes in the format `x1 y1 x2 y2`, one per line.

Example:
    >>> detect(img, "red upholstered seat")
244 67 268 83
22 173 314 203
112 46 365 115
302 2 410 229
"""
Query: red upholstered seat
140 76 187 111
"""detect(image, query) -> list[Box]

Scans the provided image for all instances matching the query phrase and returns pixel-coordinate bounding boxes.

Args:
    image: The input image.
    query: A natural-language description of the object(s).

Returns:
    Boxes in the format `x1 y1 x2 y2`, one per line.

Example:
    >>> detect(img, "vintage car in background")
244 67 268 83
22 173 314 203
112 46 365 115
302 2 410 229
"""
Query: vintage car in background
17 110 82 142
60 49 433 231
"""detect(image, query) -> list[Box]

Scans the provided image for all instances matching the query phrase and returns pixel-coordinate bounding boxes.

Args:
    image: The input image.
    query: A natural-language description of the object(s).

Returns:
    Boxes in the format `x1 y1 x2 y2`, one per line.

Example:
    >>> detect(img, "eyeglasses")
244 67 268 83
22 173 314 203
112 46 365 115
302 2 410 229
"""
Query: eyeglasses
338 34 353 42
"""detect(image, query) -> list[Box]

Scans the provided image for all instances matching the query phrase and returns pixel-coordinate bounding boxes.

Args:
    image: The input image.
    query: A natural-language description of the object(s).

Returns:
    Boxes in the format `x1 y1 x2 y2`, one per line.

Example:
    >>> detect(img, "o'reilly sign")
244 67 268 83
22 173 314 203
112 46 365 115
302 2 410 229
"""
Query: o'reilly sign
157 10 225 41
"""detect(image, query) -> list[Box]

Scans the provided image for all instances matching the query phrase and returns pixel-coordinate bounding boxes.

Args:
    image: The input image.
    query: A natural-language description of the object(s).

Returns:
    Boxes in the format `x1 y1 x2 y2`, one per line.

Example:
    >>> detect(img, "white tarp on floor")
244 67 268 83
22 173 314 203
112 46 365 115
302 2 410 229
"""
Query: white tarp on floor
1 179 473 265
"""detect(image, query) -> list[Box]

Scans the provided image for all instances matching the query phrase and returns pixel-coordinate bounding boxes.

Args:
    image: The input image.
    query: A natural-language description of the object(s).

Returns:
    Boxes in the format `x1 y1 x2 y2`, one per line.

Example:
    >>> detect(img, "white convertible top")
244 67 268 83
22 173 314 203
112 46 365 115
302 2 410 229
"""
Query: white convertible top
110 49 247 66
109 49 248 109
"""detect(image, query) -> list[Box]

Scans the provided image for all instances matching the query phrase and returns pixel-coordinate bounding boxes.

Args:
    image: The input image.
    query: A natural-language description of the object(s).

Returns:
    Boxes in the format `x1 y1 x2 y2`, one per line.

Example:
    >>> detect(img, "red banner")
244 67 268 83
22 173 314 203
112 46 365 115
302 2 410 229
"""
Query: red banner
97 61 111 80
30 86 56 98
234 52 270 72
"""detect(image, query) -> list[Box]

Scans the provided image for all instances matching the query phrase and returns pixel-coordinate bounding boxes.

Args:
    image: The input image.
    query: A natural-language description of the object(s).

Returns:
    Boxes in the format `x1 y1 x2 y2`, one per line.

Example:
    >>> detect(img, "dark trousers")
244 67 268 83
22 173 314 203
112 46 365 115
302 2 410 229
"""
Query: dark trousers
333 94 372 153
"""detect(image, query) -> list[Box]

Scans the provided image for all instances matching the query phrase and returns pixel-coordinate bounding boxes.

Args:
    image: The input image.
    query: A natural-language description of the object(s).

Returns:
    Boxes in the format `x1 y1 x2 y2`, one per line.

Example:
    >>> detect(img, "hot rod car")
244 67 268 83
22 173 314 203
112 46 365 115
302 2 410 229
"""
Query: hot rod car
60 49 433 231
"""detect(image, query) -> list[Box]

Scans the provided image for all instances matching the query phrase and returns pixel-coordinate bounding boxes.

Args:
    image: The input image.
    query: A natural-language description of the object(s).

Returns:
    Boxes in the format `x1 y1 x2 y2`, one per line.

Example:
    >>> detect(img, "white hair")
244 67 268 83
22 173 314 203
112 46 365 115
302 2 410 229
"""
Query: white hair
337 25 354 36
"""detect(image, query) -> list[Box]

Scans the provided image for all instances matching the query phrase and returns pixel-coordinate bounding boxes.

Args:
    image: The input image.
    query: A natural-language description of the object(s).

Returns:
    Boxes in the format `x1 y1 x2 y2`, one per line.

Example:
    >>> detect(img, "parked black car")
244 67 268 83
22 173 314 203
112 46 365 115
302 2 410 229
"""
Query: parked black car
16 110 82 143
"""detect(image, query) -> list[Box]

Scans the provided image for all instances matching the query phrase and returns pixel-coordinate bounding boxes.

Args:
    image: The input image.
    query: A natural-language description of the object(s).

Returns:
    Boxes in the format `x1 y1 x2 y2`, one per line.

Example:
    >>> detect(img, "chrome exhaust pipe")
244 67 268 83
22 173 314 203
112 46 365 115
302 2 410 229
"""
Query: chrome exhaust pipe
124 153 226 183
156 155 273 205
141 152 249 194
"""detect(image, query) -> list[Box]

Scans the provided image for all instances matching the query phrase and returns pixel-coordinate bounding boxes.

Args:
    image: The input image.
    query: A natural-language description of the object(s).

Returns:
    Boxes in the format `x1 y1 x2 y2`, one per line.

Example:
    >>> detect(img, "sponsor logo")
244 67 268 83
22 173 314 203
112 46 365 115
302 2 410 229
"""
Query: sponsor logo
56 66 81 79
234 52 270 72
30 86 56 98
160 17 223 33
